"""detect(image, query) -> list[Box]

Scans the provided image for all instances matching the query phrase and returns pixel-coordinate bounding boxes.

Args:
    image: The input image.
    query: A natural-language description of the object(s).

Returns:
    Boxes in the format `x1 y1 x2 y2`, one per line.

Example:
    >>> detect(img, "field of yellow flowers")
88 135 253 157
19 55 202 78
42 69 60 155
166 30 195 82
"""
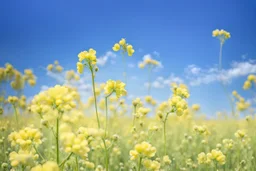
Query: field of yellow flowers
0 30 256 171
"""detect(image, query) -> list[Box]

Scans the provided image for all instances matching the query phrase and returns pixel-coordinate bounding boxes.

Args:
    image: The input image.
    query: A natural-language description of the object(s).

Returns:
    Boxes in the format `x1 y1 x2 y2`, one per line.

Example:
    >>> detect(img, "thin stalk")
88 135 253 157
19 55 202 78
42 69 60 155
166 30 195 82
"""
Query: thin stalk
102 139 109 171
104 92 113 137
218 42 235 116
122 52 127 84
33 145 45 161
138 157 142 171
12 105 18 126
59 152 73 167
163 121 167 155
219 42 223 71
163 112 171 155
89 64 101 129
75 156 79 171
56 118 60 164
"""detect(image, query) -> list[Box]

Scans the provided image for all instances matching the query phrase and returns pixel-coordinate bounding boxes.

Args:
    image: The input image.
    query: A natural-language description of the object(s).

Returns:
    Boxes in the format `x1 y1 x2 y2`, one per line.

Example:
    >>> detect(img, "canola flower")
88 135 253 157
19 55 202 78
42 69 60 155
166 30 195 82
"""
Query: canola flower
47 60 63 73
76 48 102 129
1 30 256 171
130 141 156 171
112 38 135 83
31 161 59 171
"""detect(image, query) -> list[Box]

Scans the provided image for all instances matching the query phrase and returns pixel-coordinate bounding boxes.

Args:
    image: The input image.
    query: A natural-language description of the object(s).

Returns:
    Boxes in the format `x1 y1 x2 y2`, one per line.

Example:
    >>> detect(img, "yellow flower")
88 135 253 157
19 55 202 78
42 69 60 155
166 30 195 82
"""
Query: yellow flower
112 43 120 51
192 104 200 111
130 141 156 160
212 29 231 44
163 155 172 165
77 62 84 74
243 80 251 90
248 74 256 81
104 80 127 98
31 161 59 171
78 48 97 65
119 38 126 46
112 38 134 56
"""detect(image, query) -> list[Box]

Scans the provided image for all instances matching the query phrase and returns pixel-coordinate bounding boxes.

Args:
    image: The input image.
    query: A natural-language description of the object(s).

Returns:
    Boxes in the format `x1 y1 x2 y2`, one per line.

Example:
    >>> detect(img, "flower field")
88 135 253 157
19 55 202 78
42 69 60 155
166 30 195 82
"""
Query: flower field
0 31 256 171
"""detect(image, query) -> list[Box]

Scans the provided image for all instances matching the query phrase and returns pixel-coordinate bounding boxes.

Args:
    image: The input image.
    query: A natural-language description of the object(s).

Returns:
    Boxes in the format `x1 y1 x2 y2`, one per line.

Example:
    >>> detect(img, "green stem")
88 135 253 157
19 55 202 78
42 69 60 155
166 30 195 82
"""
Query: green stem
56 118 60 164
90 65 101 129
163 120 167 155
218 42 235 117
219 42 223 71
33 145 45 161
12 105 18 127
59 152 73 167
76 156 79 171
102 139 109 171
138 157 142 171
104 92 113 137
163 112 171 155
122 52 127 84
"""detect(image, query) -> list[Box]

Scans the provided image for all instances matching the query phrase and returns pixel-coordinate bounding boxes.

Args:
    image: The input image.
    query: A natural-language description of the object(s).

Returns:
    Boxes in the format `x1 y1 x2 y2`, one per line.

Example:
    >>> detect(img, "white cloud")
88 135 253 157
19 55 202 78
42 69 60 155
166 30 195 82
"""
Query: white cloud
186 60 256 86
145 74 184 89
128 63 135 68
153 51 160 58
97 51 117 66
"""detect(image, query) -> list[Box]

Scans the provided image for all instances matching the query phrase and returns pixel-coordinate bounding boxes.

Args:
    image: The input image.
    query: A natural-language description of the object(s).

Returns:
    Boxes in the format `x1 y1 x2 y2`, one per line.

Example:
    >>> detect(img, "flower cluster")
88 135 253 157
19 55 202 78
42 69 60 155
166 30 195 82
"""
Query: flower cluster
47 60 63 73
9 150 36 167
8 127 42 149
222 139 235 150
66 70 80 81
31 85 77 114
193 125 210 136
24 69 37 86
145 96 157 106
138 56 159 69
112 38 135 56
232 91 250 111
169 95 188 116
143 159 161 171
197 149 226 165
60 131 90 158
31 161 59 171
171 83 190 99
104 80 127 98
212 29 231 44
243 74 256 90
129 141 156 160
77 48 97 74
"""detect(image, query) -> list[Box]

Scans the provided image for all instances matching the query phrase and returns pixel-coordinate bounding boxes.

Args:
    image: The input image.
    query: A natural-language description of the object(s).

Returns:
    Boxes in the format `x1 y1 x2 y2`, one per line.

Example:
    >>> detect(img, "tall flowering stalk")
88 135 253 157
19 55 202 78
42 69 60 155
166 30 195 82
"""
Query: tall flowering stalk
77 48 101 128
212 29 235 116
157 83 189 155
103 80 127 171
138 56 160 95
30 85 77 164
112 38 135 83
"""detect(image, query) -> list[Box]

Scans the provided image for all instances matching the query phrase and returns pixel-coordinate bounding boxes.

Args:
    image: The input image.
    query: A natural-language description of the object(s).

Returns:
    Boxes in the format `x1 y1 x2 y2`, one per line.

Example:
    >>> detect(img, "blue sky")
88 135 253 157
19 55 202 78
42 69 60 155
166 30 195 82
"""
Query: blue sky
0 0 256 116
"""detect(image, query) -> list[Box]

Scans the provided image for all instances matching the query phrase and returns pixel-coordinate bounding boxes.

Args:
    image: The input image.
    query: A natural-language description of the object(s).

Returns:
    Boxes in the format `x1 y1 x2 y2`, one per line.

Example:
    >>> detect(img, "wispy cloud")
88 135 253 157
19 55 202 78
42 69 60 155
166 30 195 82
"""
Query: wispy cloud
128 63 135 68
185 60 256 86
145 74 184 89
97 51 116 66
